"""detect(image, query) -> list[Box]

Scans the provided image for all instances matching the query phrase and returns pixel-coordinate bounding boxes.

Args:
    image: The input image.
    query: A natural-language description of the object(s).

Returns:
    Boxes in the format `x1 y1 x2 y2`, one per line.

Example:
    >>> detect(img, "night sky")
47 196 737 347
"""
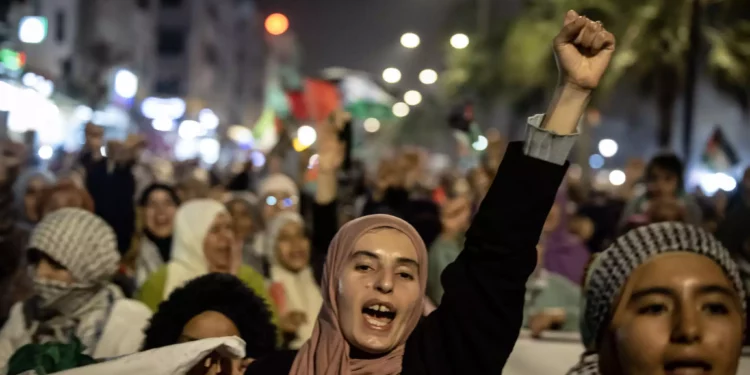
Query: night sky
254 0 465 87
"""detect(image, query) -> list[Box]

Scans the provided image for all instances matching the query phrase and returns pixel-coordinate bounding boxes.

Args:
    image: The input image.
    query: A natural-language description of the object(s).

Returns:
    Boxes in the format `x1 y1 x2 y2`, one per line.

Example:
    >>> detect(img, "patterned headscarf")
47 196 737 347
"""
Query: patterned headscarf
568 222 746 375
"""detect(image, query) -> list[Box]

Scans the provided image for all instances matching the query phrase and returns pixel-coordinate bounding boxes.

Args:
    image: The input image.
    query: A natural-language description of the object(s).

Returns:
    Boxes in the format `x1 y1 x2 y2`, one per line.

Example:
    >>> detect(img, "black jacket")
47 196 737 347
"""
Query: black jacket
246 142 568 374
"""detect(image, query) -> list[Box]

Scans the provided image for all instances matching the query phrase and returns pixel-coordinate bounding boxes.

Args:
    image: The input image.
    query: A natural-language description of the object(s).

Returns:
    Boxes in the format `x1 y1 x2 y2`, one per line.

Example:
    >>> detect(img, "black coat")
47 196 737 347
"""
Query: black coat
246 142 568 374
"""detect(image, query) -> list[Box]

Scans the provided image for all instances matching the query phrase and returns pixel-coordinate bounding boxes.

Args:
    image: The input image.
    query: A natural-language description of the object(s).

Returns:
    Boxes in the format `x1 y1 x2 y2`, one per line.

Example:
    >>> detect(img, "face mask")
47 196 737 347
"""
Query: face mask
33 277 97 315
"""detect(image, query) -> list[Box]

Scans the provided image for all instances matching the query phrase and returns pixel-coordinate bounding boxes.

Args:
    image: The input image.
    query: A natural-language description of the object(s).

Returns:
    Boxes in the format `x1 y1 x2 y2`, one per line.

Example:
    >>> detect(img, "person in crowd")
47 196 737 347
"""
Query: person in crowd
135 200 275 323
245 11 614 373
0 142 31 327
542 187 591 284
524 242 581 337
259 173 300 222
225 193 263 273
567 222 746 375
0 209 152 366
12 168 55 231
427 196 471 304
265 212 323 349
620 153 702 228
142 273 277 374
131 183 181 287
175 176 211 202
36 180 95 218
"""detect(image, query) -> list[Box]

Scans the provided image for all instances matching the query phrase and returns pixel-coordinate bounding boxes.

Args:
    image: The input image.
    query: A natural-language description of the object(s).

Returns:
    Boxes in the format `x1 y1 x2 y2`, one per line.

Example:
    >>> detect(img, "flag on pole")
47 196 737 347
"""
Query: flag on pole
701 127 739 172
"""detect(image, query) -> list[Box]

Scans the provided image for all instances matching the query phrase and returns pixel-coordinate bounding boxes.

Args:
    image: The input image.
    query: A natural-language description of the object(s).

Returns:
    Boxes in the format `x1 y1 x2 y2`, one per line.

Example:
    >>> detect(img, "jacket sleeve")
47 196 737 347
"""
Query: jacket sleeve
402 141 568 374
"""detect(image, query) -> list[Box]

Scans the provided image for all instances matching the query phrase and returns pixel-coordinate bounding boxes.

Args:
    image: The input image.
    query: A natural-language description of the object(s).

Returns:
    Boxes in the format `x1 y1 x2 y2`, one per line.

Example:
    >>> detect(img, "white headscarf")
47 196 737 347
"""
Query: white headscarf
266 212 322 349
163 199 229 299
259 173 299 198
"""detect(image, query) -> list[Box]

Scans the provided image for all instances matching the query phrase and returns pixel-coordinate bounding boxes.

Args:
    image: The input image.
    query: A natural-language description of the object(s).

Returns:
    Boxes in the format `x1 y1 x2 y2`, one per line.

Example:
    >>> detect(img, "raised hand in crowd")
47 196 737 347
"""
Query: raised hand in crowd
315 110 349 205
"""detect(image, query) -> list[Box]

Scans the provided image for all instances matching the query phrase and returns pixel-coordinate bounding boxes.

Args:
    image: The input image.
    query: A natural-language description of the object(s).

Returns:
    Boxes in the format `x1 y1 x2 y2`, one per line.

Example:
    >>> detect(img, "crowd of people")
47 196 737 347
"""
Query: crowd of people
0 11 748 375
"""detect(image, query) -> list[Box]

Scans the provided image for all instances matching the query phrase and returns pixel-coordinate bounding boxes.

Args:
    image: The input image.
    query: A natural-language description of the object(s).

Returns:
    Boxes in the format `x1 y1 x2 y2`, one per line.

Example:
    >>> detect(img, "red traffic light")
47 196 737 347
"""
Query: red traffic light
265 13 289 36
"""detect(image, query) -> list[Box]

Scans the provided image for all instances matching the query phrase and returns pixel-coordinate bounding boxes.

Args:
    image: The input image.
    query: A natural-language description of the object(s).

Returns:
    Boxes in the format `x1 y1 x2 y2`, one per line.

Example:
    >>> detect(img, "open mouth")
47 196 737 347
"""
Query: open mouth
361 301 397 330
664 360 711 375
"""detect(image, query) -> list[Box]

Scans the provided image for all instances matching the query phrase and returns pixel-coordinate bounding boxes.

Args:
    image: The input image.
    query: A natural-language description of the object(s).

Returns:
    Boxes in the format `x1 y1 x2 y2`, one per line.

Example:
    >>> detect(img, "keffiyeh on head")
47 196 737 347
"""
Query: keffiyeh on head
568 222 746 375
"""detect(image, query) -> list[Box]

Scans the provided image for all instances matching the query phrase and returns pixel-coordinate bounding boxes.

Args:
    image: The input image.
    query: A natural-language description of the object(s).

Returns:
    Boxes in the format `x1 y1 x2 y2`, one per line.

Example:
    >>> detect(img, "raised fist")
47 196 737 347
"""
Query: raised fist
554 10 616 91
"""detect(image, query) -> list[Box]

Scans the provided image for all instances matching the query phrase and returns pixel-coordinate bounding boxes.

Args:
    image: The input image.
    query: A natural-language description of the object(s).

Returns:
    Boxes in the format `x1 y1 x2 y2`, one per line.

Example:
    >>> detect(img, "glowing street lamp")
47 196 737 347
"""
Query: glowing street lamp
450 33 470 49
393 102 410 118
404 90 422 106
400 33 420 49
382 68 402 84
265 13 289 36
363 118 380 133
419 69 438 85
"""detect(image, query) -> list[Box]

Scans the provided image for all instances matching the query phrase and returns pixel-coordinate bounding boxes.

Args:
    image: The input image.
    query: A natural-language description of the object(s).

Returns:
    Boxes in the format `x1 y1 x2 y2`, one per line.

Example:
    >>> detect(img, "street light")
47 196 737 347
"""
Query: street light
265 13 289 36
114 69 138 99
419 69 438 85
363 118 380 133
382 67 402 83
598 139 618 157
393 102 410 117
18 16 47 44
400 32 420 49
404 90 422 106
450 33 470 49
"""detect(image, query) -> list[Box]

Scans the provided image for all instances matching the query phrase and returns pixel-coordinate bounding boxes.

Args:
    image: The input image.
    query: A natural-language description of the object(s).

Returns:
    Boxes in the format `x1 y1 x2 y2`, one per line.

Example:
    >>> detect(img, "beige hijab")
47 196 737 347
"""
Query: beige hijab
290 214 428 375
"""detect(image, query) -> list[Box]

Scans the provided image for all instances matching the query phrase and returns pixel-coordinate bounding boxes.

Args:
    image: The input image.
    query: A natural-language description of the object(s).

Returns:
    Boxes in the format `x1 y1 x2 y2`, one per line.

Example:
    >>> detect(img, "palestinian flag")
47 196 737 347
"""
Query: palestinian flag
337 74 396 121
701 127 739 172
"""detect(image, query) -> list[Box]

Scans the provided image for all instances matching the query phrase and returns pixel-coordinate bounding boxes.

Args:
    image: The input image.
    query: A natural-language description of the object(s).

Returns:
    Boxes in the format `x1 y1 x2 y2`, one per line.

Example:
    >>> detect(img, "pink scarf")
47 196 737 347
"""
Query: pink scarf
290 214 428 375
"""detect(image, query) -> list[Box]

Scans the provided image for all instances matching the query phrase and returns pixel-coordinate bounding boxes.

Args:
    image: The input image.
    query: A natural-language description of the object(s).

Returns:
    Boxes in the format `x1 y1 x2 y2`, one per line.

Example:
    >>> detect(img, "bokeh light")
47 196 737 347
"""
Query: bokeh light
400 33 420 48
363 118 381 133
404 90 422 106
598 139 618 158
450 33 470 49
419 69 438 85
609 169 626 186
392 102 410 117
382 67 402 84
265 13 289 36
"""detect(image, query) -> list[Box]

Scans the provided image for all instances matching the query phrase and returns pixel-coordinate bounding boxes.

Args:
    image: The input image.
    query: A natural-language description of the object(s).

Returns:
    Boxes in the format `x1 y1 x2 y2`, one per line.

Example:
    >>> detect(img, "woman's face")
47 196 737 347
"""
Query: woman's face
25 177 49 222
262 190 298 222
337 228 421 354
145 190 178 237
203 213 236 273
228 201 256 240
601 252 744 375
36 257 74 284
275 221 310 272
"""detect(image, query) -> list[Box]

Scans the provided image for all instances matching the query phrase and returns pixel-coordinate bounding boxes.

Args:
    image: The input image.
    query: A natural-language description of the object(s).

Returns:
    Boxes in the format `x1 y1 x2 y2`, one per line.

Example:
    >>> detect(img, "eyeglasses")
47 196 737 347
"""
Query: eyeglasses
265 195 298 208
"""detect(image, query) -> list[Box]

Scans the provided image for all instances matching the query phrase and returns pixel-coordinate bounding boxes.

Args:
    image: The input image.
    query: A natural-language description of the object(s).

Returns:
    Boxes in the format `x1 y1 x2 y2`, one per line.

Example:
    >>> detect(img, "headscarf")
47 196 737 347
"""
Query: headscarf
543 186 590 284
290 214 428 375
567 222 746 375
13 168 55 230
26 208 121 349
259 173 299 198
139 183 181 262
163 199 230 299
266 212 323 349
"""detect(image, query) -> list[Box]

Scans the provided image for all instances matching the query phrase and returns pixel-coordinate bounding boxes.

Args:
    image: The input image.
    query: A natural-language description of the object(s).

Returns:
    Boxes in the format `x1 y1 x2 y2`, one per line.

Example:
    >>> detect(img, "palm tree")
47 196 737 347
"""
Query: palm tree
445 0 750 152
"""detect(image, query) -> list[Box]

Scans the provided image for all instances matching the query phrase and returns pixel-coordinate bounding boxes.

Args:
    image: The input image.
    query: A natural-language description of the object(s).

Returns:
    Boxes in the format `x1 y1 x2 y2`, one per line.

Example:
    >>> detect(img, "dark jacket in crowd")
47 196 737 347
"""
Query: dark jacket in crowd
246 142 567 374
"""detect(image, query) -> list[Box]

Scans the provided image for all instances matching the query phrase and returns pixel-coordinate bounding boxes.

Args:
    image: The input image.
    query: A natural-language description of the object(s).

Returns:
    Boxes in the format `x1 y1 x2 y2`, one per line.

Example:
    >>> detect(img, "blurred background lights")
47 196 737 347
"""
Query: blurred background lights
363 118 380 133
700 172 737 194
589 154 605 169
74 105 93 121
297 125 317 147
114 69 138 99
178 120 202 139
598 139 618 158
609 169 626 186
450 33 470 49
472 135 488 151
19 16 47 44
400 32 420 48
404 90 422 106
382 68 402 84
141 97 186 119
227 125 253 144
419 69 438 85
37 145 53 160
151 117 174 132
308 154 319 169
100 146 107 157
392 102 410 117
265 13 289 35
251 150 266 168
199 138 220 164
198 108 219 130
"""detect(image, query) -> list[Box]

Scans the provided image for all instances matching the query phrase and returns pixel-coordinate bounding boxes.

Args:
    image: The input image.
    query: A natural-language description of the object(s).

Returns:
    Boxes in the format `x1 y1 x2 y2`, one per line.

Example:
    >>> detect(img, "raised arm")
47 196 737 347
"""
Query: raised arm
403 11 615 374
